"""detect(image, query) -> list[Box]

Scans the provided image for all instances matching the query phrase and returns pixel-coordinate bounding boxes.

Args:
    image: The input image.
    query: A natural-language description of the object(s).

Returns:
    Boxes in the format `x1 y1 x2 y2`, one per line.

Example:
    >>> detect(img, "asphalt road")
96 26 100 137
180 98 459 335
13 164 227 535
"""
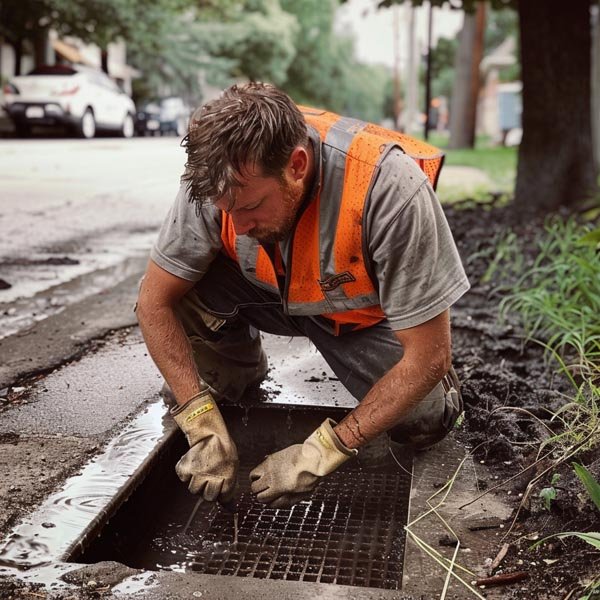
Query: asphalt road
0 136 185 335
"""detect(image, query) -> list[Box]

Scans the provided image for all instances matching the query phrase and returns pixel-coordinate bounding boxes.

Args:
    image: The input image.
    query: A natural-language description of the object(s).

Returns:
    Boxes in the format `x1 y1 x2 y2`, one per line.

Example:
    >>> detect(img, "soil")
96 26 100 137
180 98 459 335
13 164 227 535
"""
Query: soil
446 202 600 599
0 202 598 599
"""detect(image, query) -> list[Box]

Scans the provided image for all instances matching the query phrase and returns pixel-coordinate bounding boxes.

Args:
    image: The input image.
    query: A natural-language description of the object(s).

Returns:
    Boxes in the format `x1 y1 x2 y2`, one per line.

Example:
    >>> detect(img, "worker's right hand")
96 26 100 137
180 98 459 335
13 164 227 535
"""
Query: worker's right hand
171 389 238 503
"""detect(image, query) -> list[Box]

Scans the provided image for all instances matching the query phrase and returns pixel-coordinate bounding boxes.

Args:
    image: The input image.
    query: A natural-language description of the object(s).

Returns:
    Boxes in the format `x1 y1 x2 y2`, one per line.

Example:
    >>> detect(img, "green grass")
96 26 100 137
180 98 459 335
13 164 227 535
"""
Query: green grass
498 217 600 453
417 133 518 201
442 145 517 188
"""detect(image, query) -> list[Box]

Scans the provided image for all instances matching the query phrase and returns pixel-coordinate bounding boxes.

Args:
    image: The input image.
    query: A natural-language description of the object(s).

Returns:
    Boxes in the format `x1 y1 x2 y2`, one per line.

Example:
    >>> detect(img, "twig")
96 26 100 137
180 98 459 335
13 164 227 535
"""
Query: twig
440 537 461 600
459 449 553 510
474 571 529 588
489 542 510 573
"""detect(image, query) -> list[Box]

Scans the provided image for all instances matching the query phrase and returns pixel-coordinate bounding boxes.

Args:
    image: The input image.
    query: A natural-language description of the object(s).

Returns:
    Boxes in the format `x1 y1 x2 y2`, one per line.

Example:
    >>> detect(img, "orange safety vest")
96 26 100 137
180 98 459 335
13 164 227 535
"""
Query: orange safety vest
220 107 444 336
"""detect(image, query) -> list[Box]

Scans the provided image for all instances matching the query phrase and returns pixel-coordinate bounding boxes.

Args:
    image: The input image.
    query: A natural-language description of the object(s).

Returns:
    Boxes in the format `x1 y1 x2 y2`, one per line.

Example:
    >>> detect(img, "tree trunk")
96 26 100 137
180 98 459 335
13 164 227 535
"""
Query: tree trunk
13 39 23 75
101 48 109 74
448 4 486 149
593 4 600 172
33 28 49 68
516 0 598 211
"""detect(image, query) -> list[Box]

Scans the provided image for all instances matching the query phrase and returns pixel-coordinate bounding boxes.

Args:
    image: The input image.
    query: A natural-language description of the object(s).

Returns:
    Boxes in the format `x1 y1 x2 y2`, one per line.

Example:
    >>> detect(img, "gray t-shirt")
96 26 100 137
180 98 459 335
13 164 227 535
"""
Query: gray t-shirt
151 148 469 330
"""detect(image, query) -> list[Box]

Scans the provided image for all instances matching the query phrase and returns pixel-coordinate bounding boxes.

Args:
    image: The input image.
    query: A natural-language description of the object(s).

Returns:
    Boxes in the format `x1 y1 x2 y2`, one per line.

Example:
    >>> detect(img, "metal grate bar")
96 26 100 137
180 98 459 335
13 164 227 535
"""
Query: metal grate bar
187 461 410 590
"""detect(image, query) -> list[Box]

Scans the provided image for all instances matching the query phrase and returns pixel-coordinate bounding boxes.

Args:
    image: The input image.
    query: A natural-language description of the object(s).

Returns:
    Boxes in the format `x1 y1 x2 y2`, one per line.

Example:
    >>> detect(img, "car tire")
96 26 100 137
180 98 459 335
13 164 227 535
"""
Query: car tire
15 123 31 138
76 109 96 139
120 113 134 138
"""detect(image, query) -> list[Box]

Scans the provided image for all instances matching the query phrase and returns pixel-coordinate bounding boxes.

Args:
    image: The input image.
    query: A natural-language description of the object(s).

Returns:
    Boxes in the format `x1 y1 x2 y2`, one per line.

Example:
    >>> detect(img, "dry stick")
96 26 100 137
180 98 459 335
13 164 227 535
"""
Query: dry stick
489 542 510 573
405 530 486 600
440 537 461 600
182 496 204 535
458 450 553 510
474 571 529 588
488 406 557 438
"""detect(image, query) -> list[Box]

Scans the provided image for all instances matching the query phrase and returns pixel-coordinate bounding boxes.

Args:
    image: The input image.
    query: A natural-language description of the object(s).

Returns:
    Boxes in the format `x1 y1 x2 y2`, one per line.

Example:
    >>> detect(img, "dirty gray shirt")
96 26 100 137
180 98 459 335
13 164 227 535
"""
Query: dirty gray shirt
151 148 470 331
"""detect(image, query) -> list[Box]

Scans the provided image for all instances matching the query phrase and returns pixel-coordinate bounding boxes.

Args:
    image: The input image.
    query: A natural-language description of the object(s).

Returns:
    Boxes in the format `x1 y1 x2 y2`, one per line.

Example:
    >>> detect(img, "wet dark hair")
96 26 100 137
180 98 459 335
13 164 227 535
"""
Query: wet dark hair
182 82 308 210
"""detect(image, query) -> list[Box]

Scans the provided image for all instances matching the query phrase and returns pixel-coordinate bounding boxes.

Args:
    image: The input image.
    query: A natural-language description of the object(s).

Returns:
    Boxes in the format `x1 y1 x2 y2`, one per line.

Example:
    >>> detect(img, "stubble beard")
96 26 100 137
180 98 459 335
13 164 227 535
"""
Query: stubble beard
248 179 304 243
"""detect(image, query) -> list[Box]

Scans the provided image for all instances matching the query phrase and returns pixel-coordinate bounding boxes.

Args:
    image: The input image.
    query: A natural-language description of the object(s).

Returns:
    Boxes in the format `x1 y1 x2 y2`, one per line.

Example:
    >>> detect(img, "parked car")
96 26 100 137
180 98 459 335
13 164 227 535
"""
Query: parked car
135 96 190 137
2 64 136 138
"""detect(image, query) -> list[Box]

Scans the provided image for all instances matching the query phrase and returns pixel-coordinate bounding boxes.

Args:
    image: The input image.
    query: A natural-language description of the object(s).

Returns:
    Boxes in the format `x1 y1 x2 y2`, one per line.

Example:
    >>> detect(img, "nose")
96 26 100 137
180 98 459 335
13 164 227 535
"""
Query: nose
231 212 255 236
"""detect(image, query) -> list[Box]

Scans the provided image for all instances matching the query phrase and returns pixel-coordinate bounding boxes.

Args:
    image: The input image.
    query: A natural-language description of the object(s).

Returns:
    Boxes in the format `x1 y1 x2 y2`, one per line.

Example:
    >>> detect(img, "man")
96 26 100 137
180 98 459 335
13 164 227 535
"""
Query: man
136 82 469 510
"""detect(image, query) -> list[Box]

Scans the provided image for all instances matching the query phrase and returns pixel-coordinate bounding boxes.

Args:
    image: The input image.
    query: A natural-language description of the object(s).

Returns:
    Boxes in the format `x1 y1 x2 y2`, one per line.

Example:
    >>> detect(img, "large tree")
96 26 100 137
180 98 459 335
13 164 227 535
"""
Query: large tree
377 0 599 213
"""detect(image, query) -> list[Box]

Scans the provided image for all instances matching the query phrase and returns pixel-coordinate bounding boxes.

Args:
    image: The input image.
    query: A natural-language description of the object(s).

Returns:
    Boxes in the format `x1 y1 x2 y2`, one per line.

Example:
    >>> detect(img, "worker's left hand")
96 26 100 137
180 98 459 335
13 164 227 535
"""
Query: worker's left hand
249 418 357 509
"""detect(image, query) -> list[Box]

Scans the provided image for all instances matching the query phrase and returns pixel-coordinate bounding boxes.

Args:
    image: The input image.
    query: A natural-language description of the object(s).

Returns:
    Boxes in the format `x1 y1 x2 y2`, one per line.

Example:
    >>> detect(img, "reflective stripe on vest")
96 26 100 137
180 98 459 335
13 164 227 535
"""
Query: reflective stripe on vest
220 108 444 334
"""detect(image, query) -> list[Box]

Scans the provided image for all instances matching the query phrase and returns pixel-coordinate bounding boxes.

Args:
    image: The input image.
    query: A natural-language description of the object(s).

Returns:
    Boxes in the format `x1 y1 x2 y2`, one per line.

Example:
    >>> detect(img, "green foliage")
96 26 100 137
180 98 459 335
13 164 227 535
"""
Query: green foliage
278 0 391 121
532 531 600 551
500 218 600 376
498 217 600 458
539 485 558 511
539 473 561 511
572 463 600 512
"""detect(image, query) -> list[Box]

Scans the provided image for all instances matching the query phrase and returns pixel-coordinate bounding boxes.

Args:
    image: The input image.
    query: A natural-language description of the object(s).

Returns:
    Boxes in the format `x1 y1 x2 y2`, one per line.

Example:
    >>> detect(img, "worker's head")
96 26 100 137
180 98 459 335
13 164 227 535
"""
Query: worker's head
183 82 311 242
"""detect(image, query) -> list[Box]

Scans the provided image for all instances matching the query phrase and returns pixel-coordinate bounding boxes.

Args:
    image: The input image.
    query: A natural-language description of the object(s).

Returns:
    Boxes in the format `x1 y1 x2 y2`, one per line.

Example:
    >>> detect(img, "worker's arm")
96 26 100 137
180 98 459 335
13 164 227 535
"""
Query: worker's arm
250 310 452 508
137 258 239 504
334 309 452 448
136 259 202 406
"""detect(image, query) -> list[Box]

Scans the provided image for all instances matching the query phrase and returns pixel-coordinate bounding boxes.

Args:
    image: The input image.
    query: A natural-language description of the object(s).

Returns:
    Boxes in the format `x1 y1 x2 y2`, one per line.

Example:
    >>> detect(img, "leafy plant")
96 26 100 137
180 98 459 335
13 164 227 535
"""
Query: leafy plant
539 473 561 511
572 462 600 512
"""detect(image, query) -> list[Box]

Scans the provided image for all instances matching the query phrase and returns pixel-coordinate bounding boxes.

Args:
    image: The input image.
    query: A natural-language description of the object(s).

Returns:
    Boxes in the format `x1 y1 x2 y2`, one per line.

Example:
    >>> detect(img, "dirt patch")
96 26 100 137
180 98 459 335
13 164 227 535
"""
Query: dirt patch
446 203 600 599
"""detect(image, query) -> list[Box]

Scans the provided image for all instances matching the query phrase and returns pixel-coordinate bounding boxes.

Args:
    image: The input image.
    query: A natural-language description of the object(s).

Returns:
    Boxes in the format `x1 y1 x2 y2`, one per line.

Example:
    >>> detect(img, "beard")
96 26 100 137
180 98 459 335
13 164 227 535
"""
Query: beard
248 178 304 243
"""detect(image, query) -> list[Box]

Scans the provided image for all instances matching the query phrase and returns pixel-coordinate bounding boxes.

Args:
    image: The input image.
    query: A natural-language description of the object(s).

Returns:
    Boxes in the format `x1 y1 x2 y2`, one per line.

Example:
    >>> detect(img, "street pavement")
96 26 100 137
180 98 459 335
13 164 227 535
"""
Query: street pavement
0 136 495 598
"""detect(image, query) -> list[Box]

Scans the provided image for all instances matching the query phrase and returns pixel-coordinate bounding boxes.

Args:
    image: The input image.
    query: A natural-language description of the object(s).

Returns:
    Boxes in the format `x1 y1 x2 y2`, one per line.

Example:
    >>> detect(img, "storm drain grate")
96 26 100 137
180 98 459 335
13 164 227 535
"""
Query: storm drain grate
188 465 410 589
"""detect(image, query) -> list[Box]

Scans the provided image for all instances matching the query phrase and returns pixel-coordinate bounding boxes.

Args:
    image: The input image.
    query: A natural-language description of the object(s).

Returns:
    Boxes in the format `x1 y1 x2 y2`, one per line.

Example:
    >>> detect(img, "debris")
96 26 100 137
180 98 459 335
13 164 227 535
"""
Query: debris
439 534 459 547
489 542 510 573
475 571 529 588
467 517 504 531
0 278 11 289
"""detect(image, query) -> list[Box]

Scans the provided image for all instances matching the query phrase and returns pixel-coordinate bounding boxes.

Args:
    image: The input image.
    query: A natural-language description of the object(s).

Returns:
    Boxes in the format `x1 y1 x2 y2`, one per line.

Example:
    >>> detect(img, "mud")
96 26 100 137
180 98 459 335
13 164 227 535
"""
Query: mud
0 202 598 599
446 203 600 599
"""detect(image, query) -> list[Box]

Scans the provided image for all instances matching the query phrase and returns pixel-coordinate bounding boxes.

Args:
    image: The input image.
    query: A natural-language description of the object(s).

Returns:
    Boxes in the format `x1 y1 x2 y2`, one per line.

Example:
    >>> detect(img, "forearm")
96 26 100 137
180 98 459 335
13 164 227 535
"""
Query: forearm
334 347 448 449
137 301 203 406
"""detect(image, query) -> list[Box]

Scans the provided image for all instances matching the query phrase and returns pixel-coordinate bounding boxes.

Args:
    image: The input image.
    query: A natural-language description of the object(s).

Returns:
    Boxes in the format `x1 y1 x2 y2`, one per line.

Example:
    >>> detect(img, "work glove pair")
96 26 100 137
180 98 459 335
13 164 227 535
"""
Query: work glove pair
172 390 357 507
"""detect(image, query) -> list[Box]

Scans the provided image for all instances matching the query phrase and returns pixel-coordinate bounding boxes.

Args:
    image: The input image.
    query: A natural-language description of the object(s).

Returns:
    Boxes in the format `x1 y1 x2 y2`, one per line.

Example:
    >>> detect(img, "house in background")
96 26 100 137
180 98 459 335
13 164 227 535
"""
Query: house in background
477 36 522 145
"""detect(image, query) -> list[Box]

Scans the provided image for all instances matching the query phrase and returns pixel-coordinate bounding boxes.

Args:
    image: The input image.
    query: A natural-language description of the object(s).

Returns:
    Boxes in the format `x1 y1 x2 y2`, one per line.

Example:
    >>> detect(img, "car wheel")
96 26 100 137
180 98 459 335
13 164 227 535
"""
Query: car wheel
15 123 31 137
77 109 96 139
120 113 134 138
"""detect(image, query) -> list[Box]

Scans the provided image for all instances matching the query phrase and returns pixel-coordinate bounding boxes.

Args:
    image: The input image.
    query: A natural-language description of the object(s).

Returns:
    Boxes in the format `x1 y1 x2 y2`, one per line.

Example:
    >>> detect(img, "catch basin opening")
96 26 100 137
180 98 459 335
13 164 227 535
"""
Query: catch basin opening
77 405 412 590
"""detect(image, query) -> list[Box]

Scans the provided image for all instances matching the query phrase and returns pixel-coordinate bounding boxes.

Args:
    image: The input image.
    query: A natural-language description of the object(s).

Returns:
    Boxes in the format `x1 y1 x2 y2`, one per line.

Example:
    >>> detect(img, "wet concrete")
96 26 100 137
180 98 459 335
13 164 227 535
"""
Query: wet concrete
0 268 143 389
0 329 161 437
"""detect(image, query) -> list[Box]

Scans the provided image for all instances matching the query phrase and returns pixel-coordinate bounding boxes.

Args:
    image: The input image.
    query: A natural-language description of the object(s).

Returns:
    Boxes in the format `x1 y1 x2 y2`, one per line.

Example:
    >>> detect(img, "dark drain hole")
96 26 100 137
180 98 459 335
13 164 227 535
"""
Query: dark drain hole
76 407 411 590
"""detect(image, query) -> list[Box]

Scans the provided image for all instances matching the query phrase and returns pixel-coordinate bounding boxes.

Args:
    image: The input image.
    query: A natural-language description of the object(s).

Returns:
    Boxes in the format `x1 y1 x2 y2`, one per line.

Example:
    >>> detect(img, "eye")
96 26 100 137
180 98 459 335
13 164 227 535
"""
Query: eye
242 199 262 211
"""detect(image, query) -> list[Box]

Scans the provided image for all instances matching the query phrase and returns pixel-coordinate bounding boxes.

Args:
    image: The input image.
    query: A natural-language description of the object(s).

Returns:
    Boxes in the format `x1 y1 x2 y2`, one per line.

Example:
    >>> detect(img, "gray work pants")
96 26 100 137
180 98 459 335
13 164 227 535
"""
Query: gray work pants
175 253 462 449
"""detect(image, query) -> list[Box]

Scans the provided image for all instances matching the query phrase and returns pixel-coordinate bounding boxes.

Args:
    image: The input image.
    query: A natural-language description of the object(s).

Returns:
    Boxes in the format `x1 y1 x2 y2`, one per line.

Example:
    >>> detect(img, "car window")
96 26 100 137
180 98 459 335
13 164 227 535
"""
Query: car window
28 65 77 76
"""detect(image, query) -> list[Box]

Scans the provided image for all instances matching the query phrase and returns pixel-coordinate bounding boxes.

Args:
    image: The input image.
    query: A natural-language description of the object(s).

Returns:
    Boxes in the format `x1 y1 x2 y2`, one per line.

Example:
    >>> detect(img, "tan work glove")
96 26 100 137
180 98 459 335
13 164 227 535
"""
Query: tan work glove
250 418 357 509
171 389 238 503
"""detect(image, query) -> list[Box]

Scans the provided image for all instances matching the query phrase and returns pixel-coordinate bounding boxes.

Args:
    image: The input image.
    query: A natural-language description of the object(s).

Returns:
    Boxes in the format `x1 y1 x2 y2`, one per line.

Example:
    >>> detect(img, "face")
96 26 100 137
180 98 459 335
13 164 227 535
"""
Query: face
215 149 310 243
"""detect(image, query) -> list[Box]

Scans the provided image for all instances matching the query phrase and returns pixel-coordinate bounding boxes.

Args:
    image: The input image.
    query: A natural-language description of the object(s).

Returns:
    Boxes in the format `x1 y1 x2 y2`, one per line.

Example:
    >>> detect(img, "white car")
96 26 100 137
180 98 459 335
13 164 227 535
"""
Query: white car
3 64 136 139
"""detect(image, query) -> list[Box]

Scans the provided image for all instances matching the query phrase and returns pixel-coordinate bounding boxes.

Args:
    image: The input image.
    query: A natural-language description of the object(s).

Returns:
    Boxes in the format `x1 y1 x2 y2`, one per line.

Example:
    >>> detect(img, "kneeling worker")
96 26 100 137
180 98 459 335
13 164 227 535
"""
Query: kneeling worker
136 82 470 509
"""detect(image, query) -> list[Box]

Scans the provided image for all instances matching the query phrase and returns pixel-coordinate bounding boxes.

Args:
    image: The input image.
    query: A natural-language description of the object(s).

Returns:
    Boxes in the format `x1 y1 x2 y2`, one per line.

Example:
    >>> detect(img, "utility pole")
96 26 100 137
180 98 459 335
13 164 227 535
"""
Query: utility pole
392 5 403 131
424 2 434 141
405 5 417 135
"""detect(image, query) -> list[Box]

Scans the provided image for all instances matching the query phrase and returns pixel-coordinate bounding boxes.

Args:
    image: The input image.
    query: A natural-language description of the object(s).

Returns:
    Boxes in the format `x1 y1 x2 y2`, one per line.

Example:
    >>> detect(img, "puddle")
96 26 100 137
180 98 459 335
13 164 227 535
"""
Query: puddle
0 400 175 570
0 228 154 338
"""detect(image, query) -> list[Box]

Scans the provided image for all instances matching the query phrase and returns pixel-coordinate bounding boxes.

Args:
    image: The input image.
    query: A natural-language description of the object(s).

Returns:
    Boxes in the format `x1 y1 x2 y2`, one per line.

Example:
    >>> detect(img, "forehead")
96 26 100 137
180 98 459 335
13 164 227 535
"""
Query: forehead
217 169 280 209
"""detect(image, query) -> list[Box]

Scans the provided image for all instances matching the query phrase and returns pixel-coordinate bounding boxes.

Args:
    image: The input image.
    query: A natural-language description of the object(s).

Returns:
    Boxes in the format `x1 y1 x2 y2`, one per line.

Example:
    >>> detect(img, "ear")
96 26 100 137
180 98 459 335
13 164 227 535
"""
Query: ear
286 146 309 183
